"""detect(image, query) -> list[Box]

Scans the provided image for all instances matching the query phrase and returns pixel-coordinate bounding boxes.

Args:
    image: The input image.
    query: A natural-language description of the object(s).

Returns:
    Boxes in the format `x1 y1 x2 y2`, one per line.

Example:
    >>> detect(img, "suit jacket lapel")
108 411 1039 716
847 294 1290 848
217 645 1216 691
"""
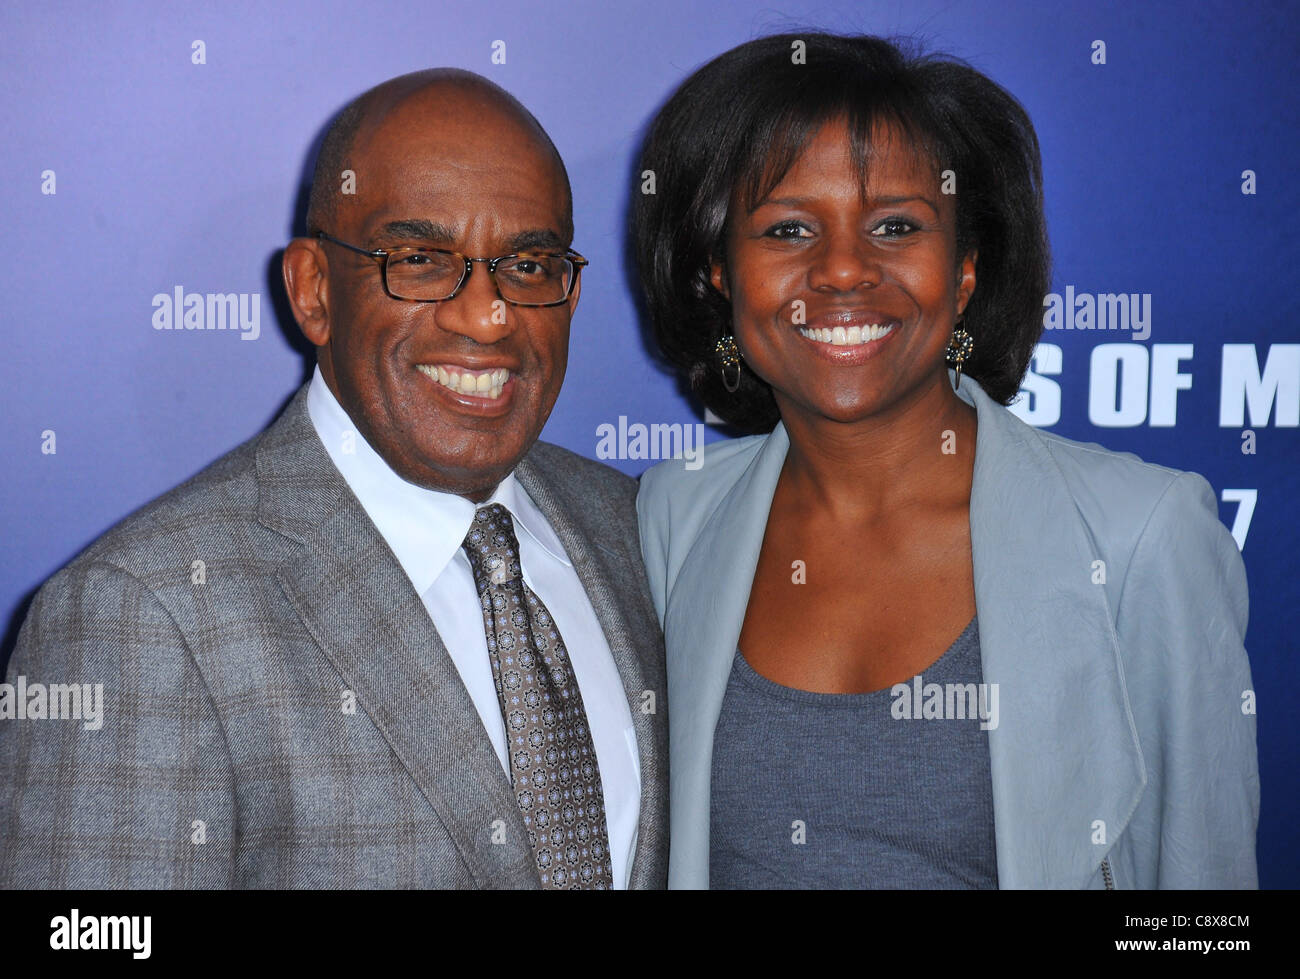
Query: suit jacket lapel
514 454 669 889
958 376 1146 888
663 426 790 888
255 386 538 888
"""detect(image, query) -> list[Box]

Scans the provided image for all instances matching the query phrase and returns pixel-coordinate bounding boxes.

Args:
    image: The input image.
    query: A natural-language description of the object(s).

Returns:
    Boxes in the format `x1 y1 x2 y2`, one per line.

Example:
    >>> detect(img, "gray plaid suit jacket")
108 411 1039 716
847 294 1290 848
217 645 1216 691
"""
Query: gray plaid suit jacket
0 384 669 888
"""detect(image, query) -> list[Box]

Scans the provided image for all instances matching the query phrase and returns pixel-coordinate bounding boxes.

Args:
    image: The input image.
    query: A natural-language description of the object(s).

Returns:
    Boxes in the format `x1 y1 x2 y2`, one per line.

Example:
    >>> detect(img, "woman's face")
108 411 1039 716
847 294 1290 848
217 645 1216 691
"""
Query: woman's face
712 117 977 425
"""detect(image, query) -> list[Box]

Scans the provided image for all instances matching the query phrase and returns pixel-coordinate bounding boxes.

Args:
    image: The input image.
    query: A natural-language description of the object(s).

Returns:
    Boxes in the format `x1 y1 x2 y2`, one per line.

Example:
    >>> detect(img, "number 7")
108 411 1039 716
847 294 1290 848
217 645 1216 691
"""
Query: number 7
1221 489 1256 551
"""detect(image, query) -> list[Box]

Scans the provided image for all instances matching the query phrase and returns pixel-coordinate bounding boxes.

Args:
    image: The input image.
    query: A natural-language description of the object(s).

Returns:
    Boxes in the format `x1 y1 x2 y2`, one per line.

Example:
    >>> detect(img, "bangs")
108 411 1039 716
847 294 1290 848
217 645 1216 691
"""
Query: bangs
730 82 945 218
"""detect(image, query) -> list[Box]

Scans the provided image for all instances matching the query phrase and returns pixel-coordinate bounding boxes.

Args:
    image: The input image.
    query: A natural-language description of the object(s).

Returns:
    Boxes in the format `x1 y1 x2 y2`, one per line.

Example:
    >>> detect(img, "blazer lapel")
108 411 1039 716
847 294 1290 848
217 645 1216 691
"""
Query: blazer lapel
662 426 790 888
514 454 669 889
255 386 538 888
957 375 1146 888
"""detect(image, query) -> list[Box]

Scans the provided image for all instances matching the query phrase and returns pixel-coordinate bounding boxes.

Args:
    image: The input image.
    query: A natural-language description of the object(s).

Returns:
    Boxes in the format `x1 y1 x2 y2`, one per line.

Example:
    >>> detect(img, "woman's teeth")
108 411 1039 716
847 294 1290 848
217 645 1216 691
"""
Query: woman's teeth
799 324 895 346
416 364 510 399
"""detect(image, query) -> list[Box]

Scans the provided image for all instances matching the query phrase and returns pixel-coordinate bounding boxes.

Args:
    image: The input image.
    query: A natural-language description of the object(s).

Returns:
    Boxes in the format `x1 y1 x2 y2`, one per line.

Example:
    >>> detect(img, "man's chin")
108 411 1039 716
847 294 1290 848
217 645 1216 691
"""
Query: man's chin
396 447 531 501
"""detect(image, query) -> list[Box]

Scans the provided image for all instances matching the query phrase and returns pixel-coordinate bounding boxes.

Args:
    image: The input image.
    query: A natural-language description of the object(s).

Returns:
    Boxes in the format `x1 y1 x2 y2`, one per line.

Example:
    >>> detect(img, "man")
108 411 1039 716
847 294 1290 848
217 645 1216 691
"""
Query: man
0 69 668 888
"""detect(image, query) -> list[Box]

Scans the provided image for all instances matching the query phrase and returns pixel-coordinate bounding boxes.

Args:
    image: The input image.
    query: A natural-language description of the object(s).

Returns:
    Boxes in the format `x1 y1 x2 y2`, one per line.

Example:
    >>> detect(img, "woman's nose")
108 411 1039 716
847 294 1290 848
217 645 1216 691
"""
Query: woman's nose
806 233 883 292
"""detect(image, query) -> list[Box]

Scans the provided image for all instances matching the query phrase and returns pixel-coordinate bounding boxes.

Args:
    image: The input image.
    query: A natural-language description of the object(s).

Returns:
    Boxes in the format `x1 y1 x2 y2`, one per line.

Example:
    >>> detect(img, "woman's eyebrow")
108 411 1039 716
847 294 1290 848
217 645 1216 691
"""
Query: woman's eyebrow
753 196 815 209
872 194 939 213
753 194 939 213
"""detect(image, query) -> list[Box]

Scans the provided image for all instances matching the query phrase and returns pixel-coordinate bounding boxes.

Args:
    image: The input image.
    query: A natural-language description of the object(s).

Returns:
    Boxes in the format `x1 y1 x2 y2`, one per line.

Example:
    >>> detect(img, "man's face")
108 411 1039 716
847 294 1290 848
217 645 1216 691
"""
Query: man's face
302 90 577 500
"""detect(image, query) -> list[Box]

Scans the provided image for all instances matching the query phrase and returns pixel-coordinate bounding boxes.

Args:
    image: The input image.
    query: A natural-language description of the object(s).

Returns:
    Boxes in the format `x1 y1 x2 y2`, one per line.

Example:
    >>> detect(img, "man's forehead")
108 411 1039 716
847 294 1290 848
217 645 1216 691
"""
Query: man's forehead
357 85 557 167
359 215 568 252
353 167 567 231
328 79 572 242
362 124 565 192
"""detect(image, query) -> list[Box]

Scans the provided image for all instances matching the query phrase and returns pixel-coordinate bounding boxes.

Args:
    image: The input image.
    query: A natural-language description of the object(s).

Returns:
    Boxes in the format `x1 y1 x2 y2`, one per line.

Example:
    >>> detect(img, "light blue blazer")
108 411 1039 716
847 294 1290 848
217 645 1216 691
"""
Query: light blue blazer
637 372 1259 889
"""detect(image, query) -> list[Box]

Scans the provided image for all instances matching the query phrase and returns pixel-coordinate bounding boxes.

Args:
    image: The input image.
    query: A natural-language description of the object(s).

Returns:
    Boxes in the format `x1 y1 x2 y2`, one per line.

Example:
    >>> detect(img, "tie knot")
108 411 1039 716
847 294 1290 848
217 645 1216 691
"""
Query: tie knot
462 503 522 591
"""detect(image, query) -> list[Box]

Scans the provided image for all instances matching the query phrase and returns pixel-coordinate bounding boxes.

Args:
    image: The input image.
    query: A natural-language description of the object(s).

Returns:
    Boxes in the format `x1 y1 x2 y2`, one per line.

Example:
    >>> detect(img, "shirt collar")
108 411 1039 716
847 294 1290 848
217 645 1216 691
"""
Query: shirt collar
305 365 571 596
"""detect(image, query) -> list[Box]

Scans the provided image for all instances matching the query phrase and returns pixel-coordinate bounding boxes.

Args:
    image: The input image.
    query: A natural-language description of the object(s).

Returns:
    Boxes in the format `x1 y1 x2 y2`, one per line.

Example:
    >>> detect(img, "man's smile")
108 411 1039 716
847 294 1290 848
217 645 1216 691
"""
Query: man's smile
415 362 513 399
413 362 518 415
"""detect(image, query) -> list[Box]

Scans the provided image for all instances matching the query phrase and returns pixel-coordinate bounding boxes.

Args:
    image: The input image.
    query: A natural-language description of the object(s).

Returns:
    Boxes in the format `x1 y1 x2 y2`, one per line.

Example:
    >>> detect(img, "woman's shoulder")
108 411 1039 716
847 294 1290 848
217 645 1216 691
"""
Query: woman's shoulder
639 426 769 504
635 429 773 570
1014 421 1236 593
963 374 1228 560
1029 424 1220 527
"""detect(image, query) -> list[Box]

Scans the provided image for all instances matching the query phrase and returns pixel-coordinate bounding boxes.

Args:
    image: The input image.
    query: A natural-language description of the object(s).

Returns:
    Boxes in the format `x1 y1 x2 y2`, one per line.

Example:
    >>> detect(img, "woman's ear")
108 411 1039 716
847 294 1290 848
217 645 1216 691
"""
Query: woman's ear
709 259 730 300
956 248 978 317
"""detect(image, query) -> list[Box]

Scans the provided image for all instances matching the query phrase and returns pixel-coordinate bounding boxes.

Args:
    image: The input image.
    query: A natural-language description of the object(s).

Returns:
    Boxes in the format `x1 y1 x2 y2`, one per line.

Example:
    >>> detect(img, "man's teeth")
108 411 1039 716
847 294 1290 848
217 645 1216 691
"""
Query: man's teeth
799 324 896 346
416 365 510 399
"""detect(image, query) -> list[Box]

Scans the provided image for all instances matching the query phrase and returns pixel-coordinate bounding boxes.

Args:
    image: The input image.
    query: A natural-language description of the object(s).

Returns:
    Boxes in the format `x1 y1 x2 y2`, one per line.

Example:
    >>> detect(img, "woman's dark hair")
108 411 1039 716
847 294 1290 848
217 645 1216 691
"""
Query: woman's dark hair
633 32 1050 432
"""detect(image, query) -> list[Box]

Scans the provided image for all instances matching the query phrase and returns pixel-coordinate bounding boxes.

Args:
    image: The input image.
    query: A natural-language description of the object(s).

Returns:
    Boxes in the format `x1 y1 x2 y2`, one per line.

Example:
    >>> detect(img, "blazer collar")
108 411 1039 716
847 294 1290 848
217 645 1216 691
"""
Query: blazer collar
665 372 1145 889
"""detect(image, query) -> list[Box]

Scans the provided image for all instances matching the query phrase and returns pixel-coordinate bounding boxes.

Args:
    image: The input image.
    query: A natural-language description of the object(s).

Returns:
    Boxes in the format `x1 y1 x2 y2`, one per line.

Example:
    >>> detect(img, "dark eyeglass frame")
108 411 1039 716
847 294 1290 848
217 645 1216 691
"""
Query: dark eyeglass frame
314 231 587 307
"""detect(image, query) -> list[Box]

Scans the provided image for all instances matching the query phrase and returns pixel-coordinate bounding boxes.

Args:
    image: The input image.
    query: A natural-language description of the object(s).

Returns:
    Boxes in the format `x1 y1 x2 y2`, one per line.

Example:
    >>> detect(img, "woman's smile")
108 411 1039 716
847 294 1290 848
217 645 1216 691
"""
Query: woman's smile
794 318 901 362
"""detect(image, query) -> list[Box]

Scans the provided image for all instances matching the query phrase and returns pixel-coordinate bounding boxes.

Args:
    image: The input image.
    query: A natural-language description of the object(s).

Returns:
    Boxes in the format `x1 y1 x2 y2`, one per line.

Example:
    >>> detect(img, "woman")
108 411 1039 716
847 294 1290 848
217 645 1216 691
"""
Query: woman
633 33 1258 889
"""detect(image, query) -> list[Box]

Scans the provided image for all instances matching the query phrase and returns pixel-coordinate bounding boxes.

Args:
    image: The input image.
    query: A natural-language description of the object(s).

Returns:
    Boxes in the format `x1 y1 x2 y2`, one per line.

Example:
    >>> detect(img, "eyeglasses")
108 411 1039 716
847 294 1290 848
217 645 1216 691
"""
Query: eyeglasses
314 231 587 307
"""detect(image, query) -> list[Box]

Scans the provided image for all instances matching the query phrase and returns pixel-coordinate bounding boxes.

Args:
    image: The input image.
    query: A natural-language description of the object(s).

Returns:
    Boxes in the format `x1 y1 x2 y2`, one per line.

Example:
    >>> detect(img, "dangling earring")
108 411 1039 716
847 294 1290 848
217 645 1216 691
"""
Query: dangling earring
945 320 974 390
716 335 741 393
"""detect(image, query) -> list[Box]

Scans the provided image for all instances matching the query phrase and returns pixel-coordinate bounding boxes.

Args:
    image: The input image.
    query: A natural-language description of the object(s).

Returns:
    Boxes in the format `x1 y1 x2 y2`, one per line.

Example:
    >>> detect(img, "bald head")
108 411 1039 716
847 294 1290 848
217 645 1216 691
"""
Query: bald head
305 68 572 240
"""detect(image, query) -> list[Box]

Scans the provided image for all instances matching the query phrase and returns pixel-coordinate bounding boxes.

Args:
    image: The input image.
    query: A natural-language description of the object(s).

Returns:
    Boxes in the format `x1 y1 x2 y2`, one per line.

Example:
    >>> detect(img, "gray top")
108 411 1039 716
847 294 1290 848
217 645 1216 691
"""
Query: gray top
709 616 998 889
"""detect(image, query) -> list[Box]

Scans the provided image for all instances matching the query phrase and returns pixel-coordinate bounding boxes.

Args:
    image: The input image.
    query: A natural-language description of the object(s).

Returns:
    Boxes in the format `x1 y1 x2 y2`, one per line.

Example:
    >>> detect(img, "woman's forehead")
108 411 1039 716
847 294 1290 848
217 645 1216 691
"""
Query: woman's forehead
737 114 942 208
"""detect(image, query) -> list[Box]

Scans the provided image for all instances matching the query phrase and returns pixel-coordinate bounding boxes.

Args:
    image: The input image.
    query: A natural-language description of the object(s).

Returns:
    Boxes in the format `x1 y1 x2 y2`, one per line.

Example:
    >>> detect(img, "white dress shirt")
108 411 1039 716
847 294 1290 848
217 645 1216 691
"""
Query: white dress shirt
306 366 640 888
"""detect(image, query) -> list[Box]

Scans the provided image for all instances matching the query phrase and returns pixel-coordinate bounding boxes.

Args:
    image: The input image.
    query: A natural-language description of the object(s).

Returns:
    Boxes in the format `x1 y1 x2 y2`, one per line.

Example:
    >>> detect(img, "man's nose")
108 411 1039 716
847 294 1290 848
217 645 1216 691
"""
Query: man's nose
432 262 516 342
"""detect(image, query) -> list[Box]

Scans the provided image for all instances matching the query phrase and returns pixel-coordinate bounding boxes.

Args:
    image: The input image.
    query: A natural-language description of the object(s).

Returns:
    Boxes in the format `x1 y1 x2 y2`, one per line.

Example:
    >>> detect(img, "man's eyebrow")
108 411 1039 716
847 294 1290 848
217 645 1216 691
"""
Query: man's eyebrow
508 229 566 252
373 221 566 253
374 219 457 244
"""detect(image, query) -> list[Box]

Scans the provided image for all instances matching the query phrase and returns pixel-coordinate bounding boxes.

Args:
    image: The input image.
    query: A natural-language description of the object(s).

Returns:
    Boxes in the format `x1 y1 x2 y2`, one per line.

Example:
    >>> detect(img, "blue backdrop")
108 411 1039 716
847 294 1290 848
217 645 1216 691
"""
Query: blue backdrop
2 0 1296 886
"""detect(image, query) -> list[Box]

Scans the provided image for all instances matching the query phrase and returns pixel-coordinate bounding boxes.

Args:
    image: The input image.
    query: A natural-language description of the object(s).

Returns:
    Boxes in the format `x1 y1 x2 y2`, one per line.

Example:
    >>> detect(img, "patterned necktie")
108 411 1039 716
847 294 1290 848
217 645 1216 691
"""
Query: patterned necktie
461 503 614 889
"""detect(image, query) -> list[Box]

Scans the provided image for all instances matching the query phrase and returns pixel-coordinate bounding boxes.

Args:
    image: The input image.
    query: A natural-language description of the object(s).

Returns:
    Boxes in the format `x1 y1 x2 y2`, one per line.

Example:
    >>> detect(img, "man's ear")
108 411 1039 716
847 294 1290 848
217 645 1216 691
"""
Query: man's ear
282 237 331 347
956 248 978 318
709 258 730 300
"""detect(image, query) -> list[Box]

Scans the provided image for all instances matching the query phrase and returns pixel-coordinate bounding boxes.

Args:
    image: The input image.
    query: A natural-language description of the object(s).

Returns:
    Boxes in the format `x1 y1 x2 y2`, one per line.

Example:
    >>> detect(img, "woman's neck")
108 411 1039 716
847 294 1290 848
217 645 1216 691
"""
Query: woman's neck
773 370 977 523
